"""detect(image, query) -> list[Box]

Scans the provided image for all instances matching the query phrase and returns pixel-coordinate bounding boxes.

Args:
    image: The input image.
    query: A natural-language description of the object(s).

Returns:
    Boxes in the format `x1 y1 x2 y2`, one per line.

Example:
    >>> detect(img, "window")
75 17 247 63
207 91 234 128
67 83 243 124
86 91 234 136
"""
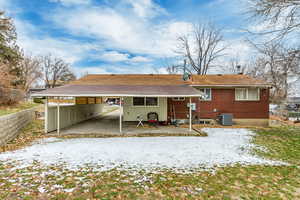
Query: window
199 88 212 101
146 97 158 106
235 88 260 101
133 97 145 106
172 97 185 101
235 88 247 100
248 88 260 100
133 97 158 106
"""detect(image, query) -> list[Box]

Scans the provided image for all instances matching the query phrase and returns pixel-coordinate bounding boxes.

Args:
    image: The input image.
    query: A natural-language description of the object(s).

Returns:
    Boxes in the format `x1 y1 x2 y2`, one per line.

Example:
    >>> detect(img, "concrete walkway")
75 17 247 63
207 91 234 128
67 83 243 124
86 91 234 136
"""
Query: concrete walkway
59 109 198 136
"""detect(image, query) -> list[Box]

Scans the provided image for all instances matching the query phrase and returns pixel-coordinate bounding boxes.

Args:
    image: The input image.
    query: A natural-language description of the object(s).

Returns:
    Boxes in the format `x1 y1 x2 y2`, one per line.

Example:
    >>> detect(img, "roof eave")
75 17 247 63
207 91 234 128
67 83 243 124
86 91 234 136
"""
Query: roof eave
190 84 272 88
31 94 203 98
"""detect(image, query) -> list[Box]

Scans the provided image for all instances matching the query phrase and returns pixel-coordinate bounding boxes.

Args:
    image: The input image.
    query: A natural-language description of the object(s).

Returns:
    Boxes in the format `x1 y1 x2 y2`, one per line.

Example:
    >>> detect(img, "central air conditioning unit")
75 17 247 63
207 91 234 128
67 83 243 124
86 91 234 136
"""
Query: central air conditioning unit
218 113 233 126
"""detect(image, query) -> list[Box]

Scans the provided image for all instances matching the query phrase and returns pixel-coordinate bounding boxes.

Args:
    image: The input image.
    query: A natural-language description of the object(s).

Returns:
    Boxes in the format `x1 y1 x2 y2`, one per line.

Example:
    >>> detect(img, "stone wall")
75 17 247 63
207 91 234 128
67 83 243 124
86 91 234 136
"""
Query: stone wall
0 108 35 146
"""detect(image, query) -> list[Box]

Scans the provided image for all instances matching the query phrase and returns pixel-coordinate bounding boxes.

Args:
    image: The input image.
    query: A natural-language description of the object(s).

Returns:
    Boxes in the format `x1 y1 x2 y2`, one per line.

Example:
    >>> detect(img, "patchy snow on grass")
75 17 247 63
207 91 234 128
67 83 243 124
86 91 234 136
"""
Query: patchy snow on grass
0 128 284 172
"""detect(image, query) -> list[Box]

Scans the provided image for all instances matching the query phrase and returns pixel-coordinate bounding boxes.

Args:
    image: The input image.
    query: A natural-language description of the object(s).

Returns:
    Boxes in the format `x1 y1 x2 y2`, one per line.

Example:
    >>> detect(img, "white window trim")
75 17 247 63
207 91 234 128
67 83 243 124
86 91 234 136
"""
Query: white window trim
132 97 159 107
172 97 186 101
235 88 260 101
199 88 212 101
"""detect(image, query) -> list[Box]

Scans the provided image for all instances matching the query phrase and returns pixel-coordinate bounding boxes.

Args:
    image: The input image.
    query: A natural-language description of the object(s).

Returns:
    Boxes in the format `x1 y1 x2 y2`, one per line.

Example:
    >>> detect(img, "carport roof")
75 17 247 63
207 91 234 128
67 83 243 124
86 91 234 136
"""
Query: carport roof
32 84 203 97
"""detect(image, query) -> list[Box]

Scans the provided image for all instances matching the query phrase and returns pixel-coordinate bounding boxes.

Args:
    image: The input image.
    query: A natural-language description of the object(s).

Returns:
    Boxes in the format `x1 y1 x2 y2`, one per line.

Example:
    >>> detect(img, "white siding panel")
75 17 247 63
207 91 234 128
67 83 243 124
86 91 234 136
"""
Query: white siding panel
47 104 103 132
123 97 167 121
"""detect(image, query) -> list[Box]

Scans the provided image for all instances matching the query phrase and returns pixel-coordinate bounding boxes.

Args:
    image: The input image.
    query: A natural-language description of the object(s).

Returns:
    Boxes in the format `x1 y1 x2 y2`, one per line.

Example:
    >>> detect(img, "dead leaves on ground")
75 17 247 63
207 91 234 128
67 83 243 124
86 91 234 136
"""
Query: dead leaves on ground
1 120 46 153
0 162 299 200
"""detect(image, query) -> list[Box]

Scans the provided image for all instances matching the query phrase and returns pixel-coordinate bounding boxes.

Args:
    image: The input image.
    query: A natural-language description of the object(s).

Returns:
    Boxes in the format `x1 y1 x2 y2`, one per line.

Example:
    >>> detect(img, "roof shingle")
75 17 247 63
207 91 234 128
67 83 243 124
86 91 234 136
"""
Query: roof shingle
32 74 270 97
70 74 269 86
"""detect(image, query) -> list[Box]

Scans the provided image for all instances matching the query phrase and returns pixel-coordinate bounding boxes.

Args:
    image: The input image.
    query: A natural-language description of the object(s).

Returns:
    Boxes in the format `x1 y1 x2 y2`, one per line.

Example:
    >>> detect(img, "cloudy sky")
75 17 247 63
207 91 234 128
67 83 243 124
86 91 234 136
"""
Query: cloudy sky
1 0 254 76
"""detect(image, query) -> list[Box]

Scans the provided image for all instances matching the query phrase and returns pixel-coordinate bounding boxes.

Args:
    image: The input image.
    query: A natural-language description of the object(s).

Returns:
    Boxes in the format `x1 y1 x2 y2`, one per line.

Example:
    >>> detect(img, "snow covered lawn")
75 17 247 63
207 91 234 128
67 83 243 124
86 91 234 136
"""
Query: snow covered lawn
0 128 283 171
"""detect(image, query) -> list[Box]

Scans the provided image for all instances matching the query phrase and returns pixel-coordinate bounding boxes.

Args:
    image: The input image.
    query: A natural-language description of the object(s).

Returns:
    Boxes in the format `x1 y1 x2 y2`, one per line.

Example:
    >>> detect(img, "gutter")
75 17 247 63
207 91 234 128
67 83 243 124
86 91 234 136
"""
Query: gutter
31 94 204 98
190 84 272 88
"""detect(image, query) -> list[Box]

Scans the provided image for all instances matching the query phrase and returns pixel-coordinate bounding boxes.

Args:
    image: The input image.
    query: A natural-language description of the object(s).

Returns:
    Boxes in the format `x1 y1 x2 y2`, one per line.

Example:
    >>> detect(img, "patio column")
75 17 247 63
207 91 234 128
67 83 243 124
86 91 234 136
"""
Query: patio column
57 97 60 135
189 97 192 132
119 97 122 134
44 97 48 134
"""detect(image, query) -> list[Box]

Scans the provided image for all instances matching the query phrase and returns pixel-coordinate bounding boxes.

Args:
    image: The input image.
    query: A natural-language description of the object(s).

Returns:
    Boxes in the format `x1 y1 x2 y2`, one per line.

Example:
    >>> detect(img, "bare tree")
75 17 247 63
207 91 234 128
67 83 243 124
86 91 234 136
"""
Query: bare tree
248 42 300 102
17 55 43 92
219 56 251 74
164 59 193 74
42 54 76 88
248 0 300 40
177 22 226 75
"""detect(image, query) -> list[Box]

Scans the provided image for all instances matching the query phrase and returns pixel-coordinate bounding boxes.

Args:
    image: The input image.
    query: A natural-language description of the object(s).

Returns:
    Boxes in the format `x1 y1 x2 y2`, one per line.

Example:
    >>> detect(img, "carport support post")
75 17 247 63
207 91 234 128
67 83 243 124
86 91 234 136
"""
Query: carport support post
44 97 48 133
119 97 122 134
189 97 192 132
57 97 60 135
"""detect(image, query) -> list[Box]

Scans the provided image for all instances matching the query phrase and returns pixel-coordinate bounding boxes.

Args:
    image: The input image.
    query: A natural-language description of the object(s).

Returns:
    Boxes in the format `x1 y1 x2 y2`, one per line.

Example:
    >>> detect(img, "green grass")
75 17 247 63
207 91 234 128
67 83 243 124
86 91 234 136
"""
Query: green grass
0 102 39 117
0 126 299 199
252 126 300 165
288 112 300 118
0 163 299 199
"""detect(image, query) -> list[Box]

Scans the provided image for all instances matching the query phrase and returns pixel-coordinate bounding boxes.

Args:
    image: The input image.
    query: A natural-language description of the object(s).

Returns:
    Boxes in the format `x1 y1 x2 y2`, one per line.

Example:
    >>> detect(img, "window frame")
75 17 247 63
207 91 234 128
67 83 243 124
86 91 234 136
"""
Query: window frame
172 97 186 101
235 88 260 101
199 88 212 101
132 97 159 107
132 97 145 106
145 97 159 106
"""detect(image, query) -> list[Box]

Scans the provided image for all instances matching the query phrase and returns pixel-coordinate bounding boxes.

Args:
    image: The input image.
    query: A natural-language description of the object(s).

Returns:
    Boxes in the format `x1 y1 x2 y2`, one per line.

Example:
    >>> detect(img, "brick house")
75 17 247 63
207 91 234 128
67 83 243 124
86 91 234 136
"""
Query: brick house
32 74 271 134
167 75 270 126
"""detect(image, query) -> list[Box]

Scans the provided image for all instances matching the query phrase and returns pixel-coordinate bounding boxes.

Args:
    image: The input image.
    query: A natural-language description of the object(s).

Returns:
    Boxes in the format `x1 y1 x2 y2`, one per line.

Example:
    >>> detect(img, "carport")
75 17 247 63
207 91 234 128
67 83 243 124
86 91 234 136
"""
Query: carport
32 80 203 135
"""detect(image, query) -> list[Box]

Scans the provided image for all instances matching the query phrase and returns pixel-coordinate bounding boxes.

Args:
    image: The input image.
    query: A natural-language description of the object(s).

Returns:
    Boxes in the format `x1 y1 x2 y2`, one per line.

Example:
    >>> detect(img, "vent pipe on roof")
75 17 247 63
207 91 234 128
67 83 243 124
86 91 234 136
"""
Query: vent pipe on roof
236 65 243 75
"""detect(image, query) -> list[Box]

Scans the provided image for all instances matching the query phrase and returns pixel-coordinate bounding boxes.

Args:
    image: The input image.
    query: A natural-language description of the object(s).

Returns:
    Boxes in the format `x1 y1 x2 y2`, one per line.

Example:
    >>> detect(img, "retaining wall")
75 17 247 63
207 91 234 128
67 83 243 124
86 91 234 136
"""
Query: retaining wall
0 108 35 146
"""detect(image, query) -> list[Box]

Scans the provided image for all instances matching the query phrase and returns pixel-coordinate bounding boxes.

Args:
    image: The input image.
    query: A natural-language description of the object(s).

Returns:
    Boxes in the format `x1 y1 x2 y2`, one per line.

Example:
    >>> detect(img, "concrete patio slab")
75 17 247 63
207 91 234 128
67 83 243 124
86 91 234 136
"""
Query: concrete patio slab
56 109 198 136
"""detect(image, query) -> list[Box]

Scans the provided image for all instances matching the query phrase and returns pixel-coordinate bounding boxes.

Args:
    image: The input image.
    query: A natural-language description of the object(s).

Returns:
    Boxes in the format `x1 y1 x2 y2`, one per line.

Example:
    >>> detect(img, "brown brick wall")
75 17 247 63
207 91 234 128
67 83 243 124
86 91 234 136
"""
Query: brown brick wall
167 88 269 120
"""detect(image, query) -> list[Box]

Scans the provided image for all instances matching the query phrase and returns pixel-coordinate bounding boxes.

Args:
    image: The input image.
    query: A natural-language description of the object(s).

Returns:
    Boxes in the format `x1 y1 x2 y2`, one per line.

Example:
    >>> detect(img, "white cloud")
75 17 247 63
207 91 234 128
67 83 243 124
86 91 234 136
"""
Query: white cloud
49 0 91 6
51 7 144 51
207 39 255 74
7 0 252 75
73 62 168 75
124 0 167 18
130 56 152 62
97 51 130 62
14 19 100 64
73 66 110 78
224 39 253 63
93 51 152 63
50 6 193 57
